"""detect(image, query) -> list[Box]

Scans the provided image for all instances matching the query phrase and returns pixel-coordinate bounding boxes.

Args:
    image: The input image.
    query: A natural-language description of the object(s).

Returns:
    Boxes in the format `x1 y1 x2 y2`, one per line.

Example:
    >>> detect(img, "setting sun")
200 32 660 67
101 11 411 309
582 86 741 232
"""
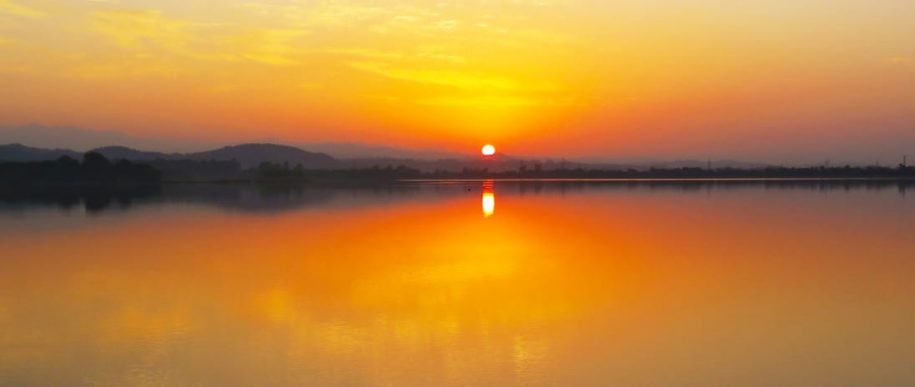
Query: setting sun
482 145 496 157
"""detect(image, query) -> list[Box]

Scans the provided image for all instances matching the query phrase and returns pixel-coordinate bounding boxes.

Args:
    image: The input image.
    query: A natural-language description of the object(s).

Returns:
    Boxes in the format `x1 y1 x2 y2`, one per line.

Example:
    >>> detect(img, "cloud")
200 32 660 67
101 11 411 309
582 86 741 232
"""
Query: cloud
91 9 189 49
231 28 308 65
416 95 574 108
436 20 459 31
0 0 45 18
67 60 178 80
73 9 232 78
347 61 556 92
415 48 466 64
330 47 466 64
302 4 396 26
328 48 406 61
887 56 914 66
89 8 307 67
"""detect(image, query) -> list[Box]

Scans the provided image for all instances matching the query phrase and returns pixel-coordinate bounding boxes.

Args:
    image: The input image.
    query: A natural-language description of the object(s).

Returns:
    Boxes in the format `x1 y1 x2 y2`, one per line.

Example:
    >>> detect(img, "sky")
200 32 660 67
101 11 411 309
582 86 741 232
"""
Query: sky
0 0 913 163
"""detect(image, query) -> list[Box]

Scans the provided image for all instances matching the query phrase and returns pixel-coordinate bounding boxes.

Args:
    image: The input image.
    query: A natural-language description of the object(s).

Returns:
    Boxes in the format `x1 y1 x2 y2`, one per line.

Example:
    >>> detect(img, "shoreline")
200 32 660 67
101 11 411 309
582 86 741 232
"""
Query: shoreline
179 176 915 186
2 176 914 192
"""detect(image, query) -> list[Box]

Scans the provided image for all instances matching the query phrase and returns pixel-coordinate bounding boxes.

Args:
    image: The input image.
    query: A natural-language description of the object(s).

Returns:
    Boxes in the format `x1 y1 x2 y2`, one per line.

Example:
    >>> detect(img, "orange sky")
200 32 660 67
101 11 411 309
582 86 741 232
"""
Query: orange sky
0 0 913 162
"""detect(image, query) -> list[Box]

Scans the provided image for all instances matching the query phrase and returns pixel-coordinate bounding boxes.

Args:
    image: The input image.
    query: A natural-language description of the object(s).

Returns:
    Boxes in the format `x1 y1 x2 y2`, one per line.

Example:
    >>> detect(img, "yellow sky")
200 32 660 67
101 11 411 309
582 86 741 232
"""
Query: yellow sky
0 0 913 161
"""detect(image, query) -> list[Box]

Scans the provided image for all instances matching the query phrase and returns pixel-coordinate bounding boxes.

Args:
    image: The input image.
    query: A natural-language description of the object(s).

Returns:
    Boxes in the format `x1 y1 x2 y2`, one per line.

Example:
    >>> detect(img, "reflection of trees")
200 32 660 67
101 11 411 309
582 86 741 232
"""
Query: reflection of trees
0 185 162 213
0 179 910 215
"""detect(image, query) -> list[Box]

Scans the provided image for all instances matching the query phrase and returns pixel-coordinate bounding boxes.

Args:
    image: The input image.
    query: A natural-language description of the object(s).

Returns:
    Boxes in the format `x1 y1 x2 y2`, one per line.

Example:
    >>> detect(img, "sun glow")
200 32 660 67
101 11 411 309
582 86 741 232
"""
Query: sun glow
482 144 496 157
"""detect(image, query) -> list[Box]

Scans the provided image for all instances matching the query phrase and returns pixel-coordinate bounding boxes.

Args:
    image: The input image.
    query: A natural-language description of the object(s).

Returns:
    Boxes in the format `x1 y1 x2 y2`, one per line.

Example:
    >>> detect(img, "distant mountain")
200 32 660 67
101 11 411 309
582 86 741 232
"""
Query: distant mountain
298 142 468 160
1 143 340 169
0 143 81 162
190 144 339 168
0 125 470 161
94 144 340 169
92 146 178 161
0 124 215 152
347 153 527 172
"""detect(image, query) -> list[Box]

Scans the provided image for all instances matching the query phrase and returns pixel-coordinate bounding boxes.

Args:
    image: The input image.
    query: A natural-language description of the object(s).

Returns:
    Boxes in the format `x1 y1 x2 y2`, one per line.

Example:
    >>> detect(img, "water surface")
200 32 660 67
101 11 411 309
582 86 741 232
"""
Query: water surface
1 181 914 386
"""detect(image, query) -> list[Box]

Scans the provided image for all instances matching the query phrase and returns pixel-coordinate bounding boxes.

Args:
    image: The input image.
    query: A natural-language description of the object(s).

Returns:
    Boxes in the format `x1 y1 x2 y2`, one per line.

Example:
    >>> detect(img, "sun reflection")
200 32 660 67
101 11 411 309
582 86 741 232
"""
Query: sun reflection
482 181 495 218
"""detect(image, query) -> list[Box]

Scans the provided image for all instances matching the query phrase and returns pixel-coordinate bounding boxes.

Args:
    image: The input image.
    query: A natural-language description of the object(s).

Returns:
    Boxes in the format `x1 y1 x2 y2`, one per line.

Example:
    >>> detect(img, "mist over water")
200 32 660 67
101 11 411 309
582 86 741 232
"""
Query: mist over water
1 181 914 386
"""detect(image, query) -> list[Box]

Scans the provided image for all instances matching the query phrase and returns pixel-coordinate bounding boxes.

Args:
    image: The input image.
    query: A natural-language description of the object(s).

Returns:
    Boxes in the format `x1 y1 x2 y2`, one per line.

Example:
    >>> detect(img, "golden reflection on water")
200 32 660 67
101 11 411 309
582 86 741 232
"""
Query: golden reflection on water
0 183 914 386
482 180 495 217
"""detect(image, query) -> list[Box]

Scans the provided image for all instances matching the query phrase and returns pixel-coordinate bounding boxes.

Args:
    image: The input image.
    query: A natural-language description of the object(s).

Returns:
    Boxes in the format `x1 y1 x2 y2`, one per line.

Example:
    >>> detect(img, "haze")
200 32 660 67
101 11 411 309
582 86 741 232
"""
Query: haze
1 0 913 163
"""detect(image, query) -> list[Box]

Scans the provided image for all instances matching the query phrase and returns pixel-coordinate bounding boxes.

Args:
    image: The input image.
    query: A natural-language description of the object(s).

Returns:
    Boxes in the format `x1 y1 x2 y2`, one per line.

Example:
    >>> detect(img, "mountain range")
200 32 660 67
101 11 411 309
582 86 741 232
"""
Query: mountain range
0 143 339 169
0 125 467 160
0 144 83 162
0 142 771 172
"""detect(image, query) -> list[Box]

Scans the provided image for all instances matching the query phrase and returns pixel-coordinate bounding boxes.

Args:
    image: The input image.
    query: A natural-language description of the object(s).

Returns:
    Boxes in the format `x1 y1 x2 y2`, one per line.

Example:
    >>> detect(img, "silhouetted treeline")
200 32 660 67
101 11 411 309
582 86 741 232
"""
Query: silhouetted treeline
148 159 241 181
9 154 911 186
0 153 161 184
419 164 915 179
253 162 423 183
255 162 306 182
248 163 915 184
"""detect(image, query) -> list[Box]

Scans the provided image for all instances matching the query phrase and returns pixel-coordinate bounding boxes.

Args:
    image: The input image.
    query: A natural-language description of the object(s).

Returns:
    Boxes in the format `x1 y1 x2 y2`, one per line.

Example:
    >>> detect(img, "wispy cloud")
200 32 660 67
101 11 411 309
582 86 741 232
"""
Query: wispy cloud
415 48 466 64
330 46 466 64
89 8 308 67
231 28 308 65
91 9 189 50
887 56 914 66
0 0 45 18
417 95 575 108
435 20 459 31
328 48 406 61
347 61 556 92
77 9 228 78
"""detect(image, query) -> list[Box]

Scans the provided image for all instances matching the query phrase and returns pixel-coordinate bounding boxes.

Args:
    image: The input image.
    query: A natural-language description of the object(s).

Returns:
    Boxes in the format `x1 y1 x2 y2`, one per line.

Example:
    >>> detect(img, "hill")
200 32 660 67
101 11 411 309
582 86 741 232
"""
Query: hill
2 143 342 169
0 143 81 162
91 146 178 161
190 144 339 168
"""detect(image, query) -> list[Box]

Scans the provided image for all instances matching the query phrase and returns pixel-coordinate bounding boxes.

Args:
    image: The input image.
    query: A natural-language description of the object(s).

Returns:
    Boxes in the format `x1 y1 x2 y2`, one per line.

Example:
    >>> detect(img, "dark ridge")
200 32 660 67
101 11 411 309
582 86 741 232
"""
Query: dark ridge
91 146 178 161
3 143 340 169
0 143 81 162
190 143 339 169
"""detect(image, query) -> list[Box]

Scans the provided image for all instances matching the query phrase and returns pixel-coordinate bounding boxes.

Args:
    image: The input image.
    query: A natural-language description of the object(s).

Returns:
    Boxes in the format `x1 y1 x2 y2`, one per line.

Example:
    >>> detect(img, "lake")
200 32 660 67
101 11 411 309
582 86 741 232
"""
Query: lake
1 181 914 386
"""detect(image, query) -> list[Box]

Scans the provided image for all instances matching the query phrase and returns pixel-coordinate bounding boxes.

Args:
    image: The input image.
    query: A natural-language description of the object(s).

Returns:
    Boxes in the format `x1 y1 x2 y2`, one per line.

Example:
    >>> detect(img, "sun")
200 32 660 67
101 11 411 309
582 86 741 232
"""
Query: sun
481 144 496 156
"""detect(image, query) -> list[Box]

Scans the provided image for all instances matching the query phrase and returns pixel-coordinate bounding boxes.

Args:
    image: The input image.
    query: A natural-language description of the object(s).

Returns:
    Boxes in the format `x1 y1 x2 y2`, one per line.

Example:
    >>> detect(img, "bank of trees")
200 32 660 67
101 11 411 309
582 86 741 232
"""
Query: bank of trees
0 152 161 184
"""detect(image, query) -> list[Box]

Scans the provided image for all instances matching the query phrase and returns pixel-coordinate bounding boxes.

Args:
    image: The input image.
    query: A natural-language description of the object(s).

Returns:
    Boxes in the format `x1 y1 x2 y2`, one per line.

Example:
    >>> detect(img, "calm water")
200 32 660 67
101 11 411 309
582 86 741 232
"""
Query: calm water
1 181 914 386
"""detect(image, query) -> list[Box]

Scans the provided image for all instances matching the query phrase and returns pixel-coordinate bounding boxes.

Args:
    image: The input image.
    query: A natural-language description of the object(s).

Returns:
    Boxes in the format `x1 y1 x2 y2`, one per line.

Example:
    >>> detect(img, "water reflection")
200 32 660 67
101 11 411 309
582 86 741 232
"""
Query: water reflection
0 181 914 385
0 185 162 214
